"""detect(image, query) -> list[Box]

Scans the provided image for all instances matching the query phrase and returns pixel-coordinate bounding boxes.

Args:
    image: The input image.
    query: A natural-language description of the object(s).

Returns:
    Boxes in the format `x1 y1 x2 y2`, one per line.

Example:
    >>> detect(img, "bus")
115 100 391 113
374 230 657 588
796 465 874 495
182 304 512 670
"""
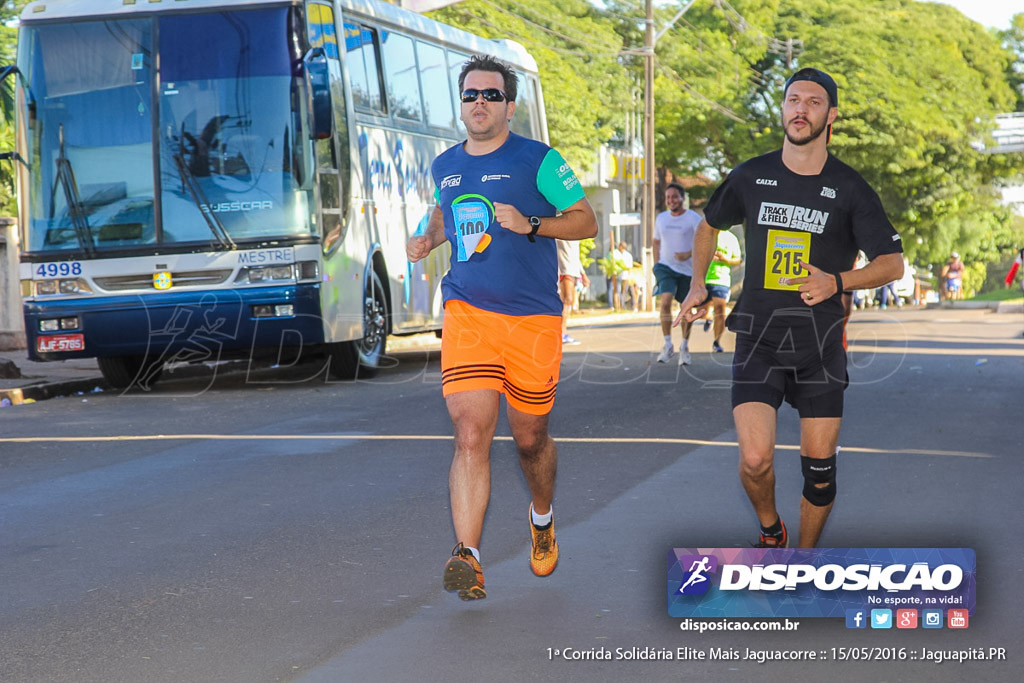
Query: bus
5 0 548 388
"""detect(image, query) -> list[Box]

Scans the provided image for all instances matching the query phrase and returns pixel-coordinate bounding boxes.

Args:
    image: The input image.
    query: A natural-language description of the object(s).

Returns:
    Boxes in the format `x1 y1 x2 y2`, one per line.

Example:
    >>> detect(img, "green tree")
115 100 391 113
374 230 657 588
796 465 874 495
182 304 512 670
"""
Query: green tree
579 237 596 268
998 13 1024 110
0 1 23 216
428 0 630 172
644 0 1023 267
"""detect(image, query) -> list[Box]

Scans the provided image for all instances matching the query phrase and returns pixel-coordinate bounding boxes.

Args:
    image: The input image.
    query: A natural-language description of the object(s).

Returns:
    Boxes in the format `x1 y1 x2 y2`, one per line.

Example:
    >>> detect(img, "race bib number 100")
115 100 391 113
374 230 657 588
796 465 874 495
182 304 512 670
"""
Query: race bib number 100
452 200 492 262
764 229 810 291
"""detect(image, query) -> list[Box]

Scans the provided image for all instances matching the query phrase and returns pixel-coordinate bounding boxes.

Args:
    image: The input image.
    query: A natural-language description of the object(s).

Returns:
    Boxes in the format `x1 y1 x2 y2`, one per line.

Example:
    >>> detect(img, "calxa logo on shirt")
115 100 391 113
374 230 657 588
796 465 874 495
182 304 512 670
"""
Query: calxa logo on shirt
451 194 494 262
758 202 829 234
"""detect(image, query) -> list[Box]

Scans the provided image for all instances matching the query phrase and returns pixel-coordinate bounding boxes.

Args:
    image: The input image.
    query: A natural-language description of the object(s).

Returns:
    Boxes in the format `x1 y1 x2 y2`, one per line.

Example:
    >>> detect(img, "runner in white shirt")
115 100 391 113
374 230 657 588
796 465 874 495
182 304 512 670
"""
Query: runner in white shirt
653 182 701 365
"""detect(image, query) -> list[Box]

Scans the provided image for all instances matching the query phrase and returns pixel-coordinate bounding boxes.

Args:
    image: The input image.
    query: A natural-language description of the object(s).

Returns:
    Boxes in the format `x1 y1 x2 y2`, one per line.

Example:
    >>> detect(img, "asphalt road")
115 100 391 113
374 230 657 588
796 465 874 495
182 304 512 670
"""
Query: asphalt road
1 307 1021 682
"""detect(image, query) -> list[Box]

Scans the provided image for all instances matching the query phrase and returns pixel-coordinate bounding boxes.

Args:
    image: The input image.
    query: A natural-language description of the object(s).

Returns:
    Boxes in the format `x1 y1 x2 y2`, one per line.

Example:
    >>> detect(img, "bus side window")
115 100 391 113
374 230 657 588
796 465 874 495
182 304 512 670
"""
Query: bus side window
416 41 454 130
447 50 468 135
510 72 538 140
380 31 422 123
344 22 385 114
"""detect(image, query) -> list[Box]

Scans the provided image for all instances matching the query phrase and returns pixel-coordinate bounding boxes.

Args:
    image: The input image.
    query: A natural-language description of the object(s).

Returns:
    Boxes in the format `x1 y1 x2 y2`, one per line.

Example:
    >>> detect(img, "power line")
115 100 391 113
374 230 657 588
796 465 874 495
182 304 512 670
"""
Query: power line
657 18 768 90
452 10 623 58
477 0 622 54
501 0 623 51
657 62 746 123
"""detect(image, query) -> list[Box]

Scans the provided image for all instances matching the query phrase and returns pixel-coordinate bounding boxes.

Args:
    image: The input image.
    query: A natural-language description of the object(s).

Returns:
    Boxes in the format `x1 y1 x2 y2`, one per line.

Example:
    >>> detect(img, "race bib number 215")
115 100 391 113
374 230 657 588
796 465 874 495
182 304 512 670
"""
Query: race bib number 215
764 229 810 291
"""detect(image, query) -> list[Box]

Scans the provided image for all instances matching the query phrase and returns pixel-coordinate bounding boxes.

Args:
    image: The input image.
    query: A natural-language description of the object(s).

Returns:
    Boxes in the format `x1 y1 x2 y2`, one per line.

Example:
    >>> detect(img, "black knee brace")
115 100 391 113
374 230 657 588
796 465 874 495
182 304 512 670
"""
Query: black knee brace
801 451 838 506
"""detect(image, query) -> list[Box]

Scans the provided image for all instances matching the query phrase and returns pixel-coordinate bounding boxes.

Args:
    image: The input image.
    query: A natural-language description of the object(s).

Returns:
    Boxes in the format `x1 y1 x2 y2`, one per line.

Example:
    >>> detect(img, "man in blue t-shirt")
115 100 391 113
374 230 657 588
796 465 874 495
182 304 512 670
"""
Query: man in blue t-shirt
407 55 597 600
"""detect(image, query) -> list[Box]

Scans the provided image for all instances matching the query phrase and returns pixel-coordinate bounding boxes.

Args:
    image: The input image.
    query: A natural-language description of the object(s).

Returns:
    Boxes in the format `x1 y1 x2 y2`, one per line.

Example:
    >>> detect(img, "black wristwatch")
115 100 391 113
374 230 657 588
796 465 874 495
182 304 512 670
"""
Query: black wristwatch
527 215 541 242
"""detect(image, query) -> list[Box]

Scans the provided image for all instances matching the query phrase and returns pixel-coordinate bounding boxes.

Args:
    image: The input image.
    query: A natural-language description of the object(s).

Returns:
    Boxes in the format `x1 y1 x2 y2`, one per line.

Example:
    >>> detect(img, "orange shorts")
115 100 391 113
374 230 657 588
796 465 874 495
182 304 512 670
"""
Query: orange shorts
441 300 562 415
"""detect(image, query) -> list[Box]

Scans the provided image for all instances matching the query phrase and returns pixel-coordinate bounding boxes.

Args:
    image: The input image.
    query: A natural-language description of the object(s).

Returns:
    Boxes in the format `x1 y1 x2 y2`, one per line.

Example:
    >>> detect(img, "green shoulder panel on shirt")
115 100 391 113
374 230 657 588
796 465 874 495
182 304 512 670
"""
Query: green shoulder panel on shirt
434 186 441 203
536 148 586 212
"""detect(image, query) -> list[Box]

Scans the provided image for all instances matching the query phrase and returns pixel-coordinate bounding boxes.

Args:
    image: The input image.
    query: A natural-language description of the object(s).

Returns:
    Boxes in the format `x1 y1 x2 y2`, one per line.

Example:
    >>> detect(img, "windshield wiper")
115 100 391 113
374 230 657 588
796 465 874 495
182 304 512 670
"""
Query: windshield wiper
52 124 96 256
174 125 236 251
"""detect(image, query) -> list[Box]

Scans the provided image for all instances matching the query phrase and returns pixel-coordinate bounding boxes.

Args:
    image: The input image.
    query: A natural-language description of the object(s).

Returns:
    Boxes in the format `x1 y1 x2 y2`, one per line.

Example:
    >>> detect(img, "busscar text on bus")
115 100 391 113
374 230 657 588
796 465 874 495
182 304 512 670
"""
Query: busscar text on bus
2 0 547 389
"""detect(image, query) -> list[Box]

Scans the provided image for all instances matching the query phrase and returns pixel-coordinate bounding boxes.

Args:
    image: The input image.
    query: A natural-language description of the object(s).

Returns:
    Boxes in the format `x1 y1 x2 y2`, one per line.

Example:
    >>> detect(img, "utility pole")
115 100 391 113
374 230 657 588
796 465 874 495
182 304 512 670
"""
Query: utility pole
638 0 697 311
642 0 655 311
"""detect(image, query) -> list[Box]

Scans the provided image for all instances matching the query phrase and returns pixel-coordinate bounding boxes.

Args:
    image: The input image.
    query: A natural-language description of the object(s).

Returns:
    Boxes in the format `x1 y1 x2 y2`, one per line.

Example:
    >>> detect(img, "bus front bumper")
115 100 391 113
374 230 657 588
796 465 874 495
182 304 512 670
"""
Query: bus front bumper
25 284 325 362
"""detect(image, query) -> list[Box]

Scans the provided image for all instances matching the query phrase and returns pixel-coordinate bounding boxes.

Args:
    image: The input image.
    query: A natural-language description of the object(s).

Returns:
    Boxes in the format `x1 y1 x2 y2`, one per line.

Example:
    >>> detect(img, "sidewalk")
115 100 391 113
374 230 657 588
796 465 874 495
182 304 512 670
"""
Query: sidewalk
0 351 105 406
0 308 657 406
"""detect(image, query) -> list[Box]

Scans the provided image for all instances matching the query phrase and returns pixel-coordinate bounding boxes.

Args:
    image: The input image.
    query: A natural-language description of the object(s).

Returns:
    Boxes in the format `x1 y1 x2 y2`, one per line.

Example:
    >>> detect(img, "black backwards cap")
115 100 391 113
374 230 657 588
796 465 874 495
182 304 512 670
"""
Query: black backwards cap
784 68 838 108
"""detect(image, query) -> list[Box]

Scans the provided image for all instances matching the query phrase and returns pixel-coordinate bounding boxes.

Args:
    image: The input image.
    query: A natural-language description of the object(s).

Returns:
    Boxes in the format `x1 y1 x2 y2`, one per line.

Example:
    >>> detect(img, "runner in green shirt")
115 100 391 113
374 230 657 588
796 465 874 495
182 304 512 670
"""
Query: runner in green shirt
703 229 742 352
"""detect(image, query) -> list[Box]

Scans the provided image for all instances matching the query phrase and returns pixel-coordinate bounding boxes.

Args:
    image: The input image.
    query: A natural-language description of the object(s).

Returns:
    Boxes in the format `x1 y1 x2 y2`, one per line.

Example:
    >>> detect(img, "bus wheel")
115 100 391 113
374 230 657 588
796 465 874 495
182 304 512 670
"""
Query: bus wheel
97 355 164 390
327 269 388 380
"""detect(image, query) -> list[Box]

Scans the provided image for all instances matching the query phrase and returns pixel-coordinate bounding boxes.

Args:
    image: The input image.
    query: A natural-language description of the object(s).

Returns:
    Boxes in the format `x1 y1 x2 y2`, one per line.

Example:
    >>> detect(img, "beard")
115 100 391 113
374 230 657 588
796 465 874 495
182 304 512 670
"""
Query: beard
784 115 829 146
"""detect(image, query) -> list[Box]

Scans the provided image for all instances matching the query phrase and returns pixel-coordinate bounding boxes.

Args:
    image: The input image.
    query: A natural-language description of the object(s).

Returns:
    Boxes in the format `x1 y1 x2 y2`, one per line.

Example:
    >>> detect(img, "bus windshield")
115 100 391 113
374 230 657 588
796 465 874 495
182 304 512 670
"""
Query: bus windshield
19 7 315 255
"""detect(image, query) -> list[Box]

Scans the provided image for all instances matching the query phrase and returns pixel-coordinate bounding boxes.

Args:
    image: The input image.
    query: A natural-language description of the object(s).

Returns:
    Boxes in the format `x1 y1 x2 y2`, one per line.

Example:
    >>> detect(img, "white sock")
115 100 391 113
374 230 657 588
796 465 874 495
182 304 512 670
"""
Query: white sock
531 504 553 527
466 546 481 563
663 335 672 347
681 339 690 351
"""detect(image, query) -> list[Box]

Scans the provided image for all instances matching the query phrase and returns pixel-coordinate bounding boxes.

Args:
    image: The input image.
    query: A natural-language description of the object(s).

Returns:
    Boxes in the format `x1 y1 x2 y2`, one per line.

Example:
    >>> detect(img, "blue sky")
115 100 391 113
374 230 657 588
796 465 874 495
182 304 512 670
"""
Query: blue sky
930 1 1018 30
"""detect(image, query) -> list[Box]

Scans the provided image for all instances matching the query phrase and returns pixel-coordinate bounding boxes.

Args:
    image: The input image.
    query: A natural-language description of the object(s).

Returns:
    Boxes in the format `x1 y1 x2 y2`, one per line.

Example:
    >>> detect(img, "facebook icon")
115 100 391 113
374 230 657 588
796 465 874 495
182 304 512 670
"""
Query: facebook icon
845 609 867 629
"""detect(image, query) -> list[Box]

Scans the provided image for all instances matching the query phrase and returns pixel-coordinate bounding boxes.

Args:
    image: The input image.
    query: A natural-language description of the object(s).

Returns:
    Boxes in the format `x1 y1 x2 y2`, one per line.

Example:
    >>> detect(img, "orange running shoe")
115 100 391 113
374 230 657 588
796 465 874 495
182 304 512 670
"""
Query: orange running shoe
443 542 486 600
528 505 559 576
755 519 789 548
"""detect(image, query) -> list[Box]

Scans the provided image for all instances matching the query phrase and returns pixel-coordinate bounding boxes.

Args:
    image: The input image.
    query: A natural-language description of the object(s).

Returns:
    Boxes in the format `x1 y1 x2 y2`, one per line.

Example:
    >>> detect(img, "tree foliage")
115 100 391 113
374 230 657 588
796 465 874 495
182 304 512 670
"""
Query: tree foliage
0 1 24 216
999 13 1024 110
428 0 631 172
635 0 1023 267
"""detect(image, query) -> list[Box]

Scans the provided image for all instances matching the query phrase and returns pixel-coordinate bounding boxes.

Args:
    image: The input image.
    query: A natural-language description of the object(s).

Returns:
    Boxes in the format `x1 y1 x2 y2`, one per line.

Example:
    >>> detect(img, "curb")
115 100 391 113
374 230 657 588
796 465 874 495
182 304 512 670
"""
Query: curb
1 377 108 406
927 301 1024 312
995 301 1024 315
2 311 658 404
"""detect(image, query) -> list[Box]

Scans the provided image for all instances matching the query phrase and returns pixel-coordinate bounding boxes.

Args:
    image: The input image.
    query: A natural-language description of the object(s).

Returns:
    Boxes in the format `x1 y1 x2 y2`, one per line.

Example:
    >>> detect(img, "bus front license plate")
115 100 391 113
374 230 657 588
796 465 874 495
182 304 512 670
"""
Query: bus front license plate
37 334 85 353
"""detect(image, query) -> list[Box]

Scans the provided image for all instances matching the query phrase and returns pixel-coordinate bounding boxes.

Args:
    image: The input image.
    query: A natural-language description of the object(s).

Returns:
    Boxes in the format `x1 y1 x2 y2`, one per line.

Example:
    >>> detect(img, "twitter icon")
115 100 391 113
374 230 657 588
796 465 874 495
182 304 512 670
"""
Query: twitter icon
870 609 893 629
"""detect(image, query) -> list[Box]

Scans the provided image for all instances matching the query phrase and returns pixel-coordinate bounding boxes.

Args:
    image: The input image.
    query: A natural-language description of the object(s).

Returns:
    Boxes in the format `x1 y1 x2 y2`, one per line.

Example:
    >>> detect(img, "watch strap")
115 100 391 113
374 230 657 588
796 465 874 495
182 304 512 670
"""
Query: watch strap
527 216 540 243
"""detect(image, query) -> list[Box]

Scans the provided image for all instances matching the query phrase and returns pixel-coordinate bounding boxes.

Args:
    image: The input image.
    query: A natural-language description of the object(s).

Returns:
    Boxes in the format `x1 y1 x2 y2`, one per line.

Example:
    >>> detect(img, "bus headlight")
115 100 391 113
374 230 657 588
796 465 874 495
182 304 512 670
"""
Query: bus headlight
239 265 295 283
36 280 58 295
33 279 93 296
59 278 93 294
252 304 295 318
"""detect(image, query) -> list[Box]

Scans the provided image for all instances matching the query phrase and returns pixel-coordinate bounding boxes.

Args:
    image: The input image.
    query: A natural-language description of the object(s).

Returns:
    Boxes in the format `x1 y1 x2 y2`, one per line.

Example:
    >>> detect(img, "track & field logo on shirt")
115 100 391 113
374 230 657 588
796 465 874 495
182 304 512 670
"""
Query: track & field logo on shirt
758 202 829 234
451 193 495 262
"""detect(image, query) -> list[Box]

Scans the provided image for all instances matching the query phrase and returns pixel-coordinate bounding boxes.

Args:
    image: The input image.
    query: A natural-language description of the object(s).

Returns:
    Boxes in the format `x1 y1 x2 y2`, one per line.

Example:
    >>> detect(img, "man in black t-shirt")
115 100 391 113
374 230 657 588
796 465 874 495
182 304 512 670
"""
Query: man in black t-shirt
676 68 905 548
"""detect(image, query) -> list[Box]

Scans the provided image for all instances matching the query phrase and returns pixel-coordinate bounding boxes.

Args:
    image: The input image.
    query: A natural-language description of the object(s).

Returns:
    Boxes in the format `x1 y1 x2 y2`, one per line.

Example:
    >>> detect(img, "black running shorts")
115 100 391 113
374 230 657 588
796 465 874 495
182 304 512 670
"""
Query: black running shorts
731 328 848 418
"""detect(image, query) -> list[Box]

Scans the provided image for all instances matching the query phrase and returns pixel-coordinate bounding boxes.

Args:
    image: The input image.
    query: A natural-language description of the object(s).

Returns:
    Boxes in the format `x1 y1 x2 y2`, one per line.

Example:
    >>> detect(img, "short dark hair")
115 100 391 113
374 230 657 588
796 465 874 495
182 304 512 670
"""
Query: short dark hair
784 68 838 108
666 182 686 198
458 54 518 102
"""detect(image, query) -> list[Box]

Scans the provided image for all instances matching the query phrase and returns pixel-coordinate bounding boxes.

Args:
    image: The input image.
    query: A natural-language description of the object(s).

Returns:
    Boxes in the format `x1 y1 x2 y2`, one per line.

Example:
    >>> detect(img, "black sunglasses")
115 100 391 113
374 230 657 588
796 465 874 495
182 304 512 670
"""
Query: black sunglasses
460 88 507 103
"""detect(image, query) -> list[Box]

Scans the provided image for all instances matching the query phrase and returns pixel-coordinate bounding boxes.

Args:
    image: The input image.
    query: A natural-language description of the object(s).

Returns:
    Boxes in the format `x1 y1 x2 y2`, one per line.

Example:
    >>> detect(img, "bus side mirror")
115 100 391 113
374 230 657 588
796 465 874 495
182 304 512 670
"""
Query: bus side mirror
0 65 32 156
303 49 333 140
0 64 19 83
